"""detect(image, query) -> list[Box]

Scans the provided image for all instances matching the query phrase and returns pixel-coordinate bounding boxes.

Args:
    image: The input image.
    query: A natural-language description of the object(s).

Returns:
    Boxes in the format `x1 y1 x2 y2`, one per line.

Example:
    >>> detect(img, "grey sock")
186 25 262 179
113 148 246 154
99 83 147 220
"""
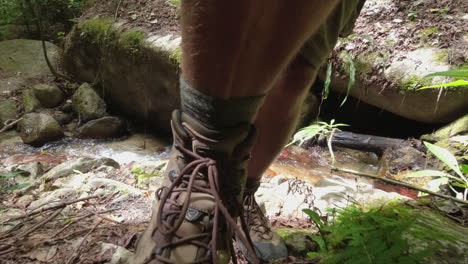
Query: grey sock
180 79 265 128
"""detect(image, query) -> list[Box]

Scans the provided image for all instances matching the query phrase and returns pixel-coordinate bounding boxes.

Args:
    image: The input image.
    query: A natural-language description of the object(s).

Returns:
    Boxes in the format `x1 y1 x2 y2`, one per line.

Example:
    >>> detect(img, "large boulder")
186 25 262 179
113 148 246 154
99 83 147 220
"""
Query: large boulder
17 113 64 146
0 99 17 125
0 40 61 93
71 83 106 122
33 84 64 108
77 116 125 139
323 0 468 124
63 18 180 132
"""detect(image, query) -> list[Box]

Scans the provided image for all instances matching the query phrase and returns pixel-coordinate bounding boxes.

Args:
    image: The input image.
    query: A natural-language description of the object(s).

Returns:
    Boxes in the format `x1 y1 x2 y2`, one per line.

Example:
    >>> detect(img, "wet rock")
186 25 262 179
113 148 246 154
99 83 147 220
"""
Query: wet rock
15 162 43 178
275 228 316 256
17 113 63 146
72 83 106 122
0 99 17 125
41 157 119 182
28 188 77 211
22 89 42 113
63 23 180 132
99 242 133 264
0 40 61 93
15 194 34 208
0 130 22 146
78 116 125 139
33 84 64 108
429 114 468 141
51 110 73 125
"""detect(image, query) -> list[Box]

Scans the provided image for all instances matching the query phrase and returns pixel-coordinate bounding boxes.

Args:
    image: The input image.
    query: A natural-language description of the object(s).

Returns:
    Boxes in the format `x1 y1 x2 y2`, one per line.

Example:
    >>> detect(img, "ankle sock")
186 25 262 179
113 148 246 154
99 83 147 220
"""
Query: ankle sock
180 79 265 128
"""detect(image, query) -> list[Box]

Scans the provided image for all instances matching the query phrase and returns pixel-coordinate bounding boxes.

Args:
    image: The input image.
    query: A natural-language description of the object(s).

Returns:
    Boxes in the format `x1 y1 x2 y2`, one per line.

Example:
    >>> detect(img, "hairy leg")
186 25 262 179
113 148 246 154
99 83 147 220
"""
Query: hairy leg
180 0 339 102
248 56 318 181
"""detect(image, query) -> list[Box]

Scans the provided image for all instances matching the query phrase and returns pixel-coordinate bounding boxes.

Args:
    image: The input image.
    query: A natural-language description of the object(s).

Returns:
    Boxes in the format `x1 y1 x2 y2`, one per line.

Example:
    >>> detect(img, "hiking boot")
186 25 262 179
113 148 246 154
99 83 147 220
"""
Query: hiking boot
240 181 288 261
131 110 259 264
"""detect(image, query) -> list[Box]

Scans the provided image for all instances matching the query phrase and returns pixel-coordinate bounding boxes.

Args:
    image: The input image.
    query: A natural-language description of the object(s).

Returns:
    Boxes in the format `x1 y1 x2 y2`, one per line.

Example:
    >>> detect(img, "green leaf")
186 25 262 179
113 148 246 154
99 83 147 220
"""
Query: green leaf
303 208 324 229
340 54 356 107
4 183 29 191
452 182 468 188
310 235 327 252
286 125 325 147
460 164 468 175
402 170 460 181
418 80 468 90
323 62 332 100
306 251 322 259
424 141 463 178
425 69 468 79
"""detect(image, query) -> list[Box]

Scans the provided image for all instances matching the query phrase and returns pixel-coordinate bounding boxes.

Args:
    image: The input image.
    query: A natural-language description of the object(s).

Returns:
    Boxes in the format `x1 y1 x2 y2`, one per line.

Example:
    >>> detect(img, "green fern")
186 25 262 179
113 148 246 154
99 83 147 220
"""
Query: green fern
303 203 456 264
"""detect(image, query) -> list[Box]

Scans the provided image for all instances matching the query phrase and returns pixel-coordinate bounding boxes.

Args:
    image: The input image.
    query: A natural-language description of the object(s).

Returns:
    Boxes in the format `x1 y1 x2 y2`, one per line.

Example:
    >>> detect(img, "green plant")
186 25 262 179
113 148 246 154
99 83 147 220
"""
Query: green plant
0 171 29 194
287 120 349 165
407 10 418 21
404 141 468 200
119 29 146 56
131 166 162 180
418 69 468 90
303 203 455 264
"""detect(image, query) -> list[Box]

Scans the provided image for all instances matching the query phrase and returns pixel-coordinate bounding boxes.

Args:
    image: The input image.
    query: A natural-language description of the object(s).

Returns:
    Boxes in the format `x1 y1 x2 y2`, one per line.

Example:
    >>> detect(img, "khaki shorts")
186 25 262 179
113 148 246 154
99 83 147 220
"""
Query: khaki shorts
300 0 366 69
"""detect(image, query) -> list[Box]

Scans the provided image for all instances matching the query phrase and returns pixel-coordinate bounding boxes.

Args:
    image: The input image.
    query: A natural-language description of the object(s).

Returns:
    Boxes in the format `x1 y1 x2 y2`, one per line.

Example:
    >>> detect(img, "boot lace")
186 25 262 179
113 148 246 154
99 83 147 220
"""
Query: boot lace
151 144 259 264
243 194 273 240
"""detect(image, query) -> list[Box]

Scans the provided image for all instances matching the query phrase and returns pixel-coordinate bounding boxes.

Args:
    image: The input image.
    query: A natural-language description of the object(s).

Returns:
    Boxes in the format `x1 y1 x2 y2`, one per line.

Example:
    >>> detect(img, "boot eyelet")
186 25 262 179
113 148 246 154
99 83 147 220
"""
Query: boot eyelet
168 170 178 182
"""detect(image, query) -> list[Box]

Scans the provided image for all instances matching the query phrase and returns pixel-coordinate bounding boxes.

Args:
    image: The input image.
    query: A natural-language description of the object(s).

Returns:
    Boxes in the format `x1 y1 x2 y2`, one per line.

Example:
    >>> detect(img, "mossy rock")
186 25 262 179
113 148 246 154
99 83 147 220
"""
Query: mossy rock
17 113 64 146
63 18 180 132
22 89 42 113
0 99 17 125
0 40 61 93
71 83 106 122
33 84 64 108
275 227 316 257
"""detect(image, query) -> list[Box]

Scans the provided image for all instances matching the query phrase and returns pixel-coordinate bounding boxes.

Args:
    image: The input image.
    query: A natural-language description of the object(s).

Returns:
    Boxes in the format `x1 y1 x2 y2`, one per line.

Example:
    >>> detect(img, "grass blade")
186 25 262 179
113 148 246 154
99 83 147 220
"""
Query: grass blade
425 69 468 78
340 54 355 107
418 80 468 90
323 62 332 100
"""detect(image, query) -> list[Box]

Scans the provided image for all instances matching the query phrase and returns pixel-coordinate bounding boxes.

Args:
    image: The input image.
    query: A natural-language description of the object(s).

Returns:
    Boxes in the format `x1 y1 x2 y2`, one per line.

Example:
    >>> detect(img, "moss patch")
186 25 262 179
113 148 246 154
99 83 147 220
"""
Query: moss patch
419 27 439 45
131 166 162 180
119 30 146 56
169 46 182 65
398 75 432 92
79 18 147 57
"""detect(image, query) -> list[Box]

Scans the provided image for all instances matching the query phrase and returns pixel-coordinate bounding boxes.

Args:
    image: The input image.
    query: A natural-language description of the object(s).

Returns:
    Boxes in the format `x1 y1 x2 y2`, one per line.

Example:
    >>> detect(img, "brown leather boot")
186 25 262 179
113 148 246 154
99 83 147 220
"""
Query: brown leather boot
131 110 259 264
240 180 288 261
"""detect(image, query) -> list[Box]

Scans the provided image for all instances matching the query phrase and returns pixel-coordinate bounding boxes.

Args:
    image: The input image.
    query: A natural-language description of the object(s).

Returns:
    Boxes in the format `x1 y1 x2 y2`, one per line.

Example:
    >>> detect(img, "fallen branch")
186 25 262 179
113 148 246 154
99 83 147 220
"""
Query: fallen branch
6 195 99 222
82 208 121 225
0 118 23 134
332 167 468 206
18 208 63 238
66 219 103 264
48 209 115 240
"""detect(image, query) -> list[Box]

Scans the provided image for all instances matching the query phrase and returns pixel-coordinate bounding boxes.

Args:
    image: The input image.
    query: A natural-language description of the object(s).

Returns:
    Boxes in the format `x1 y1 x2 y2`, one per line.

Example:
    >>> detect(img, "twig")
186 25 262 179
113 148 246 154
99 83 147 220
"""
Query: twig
114 0 123 21
6 195 99 222
83 208 121 225
49 209 116 239
18 208 63 238
0 118 23 133
0 248 17 256
65 219 103 264
332 167 468 206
